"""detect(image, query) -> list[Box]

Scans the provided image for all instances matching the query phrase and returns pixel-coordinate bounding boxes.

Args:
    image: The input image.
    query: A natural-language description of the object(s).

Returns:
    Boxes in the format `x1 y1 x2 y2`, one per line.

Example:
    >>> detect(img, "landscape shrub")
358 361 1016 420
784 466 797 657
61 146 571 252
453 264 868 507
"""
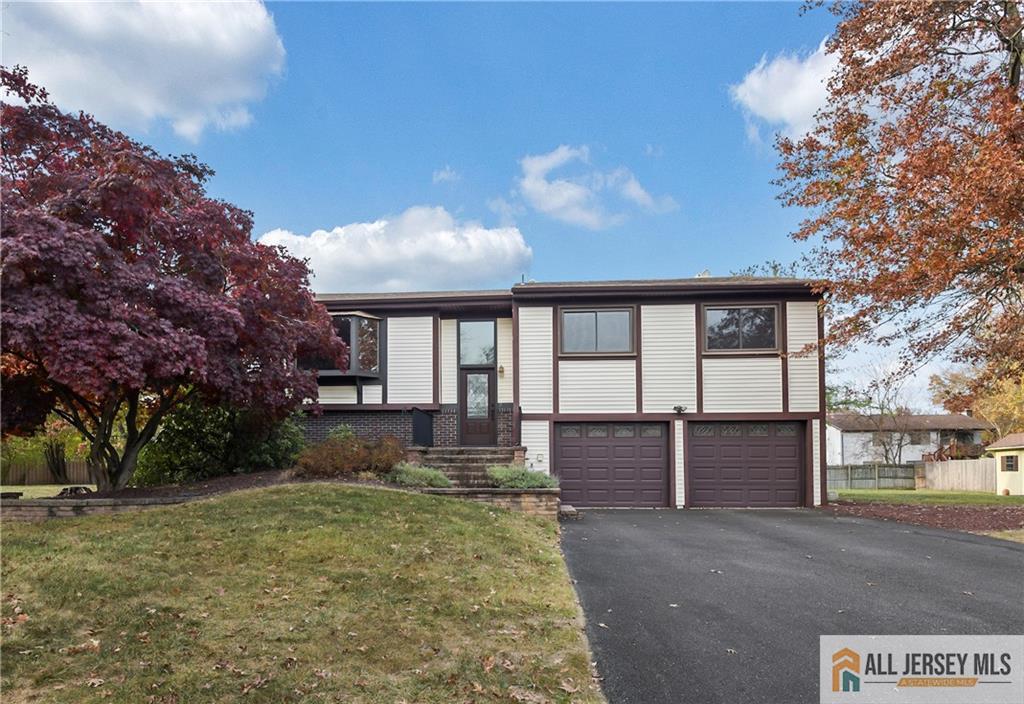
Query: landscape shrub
367 435 404 474
293 436 370 478
292 431 405 479
388 462 452 488
486 465 558 489
134 400 304 486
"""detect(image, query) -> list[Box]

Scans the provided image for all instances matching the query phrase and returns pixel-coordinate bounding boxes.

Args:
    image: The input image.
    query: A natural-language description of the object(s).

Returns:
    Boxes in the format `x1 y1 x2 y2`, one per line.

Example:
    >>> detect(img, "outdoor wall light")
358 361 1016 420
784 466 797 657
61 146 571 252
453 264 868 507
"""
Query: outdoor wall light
673 405 688 414
498 365 505 376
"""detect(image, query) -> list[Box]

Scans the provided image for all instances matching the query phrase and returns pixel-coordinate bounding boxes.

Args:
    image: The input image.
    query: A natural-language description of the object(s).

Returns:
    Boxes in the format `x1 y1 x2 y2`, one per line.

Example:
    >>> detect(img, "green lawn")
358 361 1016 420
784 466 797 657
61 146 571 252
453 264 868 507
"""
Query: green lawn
1 484 602 703
836 489 1024 506
1 484 95 499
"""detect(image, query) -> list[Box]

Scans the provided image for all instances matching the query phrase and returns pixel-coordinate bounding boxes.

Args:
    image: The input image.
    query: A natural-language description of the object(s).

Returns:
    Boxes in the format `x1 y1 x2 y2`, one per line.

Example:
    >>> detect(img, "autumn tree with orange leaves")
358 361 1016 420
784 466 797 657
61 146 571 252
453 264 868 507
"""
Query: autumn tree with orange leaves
778 2 1024 394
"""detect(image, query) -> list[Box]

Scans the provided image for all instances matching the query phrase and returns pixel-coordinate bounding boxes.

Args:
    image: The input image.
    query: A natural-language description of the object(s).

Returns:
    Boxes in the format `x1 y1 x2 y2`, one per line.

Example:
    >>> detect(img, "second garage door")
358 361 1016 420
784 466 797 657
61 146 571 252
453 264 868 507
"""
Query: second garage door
555 422 669 507
688 421 804 507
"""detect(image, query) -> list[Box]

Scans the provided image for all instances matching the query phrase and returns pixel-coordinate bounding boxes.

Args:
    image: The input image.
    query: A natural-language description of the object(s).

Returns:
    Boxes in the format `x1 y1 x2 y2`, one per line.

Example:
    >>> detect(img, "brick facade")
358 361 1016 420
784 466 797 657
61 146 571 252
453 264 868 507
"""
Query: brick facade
303 405 517 448
435 406 459 447
301 411 414 445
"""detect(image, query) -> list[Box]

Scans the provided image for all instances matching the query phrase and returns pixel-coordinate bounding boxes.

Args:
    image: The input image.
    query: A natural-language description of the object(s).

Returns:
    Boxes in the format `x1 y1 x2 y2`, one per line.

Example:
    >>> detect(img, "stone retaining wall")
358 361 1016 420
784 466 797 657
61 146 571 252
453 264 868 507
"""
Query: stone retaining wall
1 496 192 522
419 487 559 518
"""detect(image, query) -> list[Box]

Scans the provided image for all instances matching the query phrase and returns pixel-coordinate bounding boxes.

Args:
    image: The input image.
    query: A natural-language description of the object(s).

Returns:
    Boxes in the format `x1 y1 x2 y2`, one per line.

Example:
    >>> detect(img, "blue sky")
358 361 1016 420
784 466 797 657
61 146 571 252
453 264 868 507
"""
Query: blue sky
3 1 841 293
4 1 946 404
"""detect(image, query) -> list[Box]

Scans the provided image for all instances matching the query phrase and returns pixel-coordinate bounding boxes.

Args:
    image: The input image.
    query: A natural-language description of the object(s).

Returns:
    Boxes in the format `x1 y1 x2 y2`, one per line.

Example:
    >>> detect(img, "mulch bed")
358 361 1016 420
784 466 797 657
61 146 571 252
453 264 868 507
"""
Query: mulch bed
827 501 1024 532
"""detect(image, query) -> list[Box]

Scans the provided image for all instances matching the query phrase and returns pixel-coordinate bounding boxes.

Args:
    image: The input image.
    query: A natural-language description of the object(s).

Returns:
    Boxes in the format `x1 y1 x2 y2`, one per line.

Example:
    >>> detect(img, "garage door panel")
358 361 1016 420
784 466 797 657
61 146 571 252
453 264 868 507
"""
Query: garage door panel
688 422 804 507
560 446 583 460
555 422 669 507
775 445 799 459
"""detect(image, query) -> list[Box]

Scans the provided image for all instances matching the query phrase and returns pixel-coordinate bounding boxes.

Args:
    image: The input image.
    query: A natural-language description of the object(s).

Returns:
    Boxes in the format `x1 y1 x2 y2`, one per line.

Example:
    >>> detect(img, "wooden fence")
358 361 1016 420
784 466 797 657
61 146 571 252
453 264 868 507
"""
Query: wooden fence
1 458 91 485
827 464 917 491
921 458 997 493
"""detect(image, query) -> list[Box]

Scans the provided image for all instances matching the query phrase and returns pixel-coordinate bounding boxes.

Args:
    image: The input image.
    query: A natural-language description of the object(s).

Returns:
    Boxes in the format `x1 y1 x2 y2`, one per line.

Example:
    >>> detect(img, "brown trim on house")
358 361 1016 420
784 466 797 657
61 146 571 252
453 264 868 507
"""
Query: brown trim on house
817 305 828 505
548 419 554 481
521 411 820 422
667 416 676 508
311 403 441 412
555 353 641 361
695 305 704 413
635 305 643 413
804 419 815 508
380 318 388 404
780 302 789 413
513 279 818 299
682 418 691 508
552 307 560 414
512 303 521 446
432 315 440 406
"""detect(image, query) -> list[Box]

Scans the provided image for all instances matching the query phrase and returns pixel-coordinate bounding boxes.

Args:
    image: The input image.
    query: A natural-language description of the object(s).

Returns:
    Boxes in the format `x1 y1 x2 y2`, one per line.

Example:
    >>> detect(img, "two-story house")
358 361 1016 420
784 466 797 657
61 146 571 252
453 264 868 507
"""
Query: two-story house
303 276 826 508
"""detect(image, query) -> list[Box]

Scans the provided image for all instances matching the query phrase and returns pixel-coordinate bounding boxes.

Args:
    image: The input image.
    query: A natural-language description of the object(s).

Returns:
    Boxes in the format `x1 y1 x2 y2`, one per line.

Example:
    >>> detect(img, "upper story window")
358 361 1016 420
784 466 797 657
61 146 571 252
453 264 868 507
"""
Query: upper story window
459 320 496 366
304 312 381 377
704 305 778 352
561 308 633 355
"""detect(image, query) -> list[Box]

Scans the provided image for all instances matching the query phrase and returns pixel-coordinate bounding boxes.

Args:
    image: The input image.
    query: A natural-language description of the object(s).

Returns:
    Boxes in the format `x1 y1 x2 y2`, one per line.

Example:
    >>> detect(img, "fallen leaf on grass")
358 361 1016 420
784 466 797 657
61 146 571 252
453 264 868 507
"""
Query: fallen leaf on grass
559 679 580 693
241 675 271 694
508 685 550 703
61 639 101 655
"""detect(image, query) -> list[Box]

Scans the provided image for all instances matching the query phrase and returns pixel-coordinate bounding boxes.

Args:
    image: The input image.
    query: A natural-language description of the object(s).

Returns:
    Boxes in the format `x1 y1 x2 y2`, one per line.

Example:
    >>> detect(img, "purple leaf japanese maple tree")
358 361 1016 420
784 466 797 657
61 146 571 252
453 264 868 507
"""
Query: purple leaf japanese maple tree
1 67 347 491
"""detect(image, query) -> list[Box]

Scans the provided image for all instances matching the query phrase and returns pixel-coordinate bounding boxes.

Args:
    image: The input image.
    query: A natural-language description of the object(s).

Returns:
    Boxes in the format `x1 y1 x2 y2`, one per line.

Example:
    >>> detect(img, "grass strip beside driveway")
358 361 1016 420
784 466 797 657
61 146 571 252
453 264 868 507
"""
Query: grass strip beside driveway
1 484 601 703
836 489 1024 506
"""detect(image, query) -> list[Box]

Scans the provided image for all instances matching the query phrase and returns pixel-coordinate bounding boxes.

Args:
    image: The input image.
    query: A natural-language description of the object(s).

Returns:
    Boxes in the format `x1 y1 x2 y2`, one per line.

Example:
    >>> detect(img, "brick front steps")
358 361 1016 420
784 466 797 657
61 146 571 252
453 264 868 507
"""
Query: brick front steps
405 446 526 487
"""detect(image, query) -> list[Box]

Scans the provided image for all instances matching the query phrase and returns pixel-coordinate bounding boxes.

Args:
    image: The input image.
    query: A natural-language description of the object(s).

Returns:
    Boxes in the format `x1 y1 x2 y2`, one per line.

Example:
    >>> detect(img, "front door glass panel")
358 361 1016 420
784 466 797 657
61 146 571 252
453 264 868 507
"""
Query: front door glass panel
466 373 489 418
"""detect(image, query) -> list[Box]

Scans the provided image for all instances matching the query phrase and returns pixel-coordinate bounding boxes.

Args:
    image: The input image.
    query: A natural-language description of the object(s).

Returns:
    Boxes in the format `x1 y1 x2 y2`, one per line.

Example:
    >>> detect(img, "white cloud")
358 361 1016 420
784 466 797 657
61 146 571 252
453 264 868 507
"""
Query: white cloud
258 206 533 292
516 145 677 229
432 165 460 184
730 39 838 142
1 1 284 141
643 143 664 158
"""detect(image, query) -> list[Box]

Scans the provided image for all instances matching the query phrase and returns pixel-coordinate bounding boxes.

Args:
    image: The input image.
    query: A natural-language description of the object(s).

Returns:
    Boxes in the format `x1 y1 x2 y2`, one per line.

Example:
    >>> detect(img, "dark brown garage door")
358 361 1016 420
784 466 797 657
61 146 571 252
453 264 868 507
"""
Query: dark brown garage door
555 422 669 507
688 422 804 507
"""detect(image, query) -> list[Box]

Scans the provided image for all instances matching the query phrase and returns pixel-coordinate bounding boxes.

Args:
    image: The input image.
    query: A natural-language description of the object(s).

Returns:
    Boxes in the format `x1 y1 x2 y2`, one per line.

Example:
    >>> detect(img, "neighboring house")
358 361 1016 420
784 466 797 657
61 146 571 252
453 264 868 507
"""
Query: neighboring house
988 433 1024 496
304 276 826 508
825 413 991 465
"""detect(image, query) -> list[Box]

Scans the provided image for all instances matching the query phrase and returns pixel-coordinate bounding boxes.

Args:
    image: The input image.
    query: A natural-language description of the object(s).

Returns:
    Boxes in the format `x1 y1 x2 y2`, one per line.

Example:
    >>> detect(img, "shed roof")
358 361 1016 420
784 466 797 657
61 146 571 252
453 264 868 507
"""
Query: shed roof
826 413 993 432
987 432 1024 451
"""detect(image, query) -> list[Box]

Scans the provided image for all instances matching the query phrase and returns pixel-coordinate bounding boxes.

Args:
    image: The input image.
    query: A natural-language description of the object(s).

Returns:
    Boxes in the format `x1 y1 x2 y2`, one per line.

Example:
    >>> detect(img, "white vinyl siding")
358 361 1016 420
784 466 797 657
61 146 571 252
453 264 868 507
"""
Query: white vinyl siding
702 357 783 412
558 359 636 413
674 419 685 507
641 304 697 413
440 319 457 405
362 384 383 404
518 307 553 414
813 419 822 506
787 301 820 412
386 316 434 404
521 420 551 474
317 385 357 404
497 317 514 403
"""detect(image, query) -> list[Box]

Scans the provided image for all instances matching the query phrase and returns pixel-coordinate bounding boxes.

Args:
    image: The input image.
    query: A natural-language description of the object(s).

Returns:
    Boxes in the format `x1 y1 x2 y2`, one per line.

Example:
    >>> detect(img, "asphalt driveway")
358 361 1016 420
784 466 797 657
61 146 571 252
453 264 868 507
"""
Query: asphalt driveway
561 509 1024 704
